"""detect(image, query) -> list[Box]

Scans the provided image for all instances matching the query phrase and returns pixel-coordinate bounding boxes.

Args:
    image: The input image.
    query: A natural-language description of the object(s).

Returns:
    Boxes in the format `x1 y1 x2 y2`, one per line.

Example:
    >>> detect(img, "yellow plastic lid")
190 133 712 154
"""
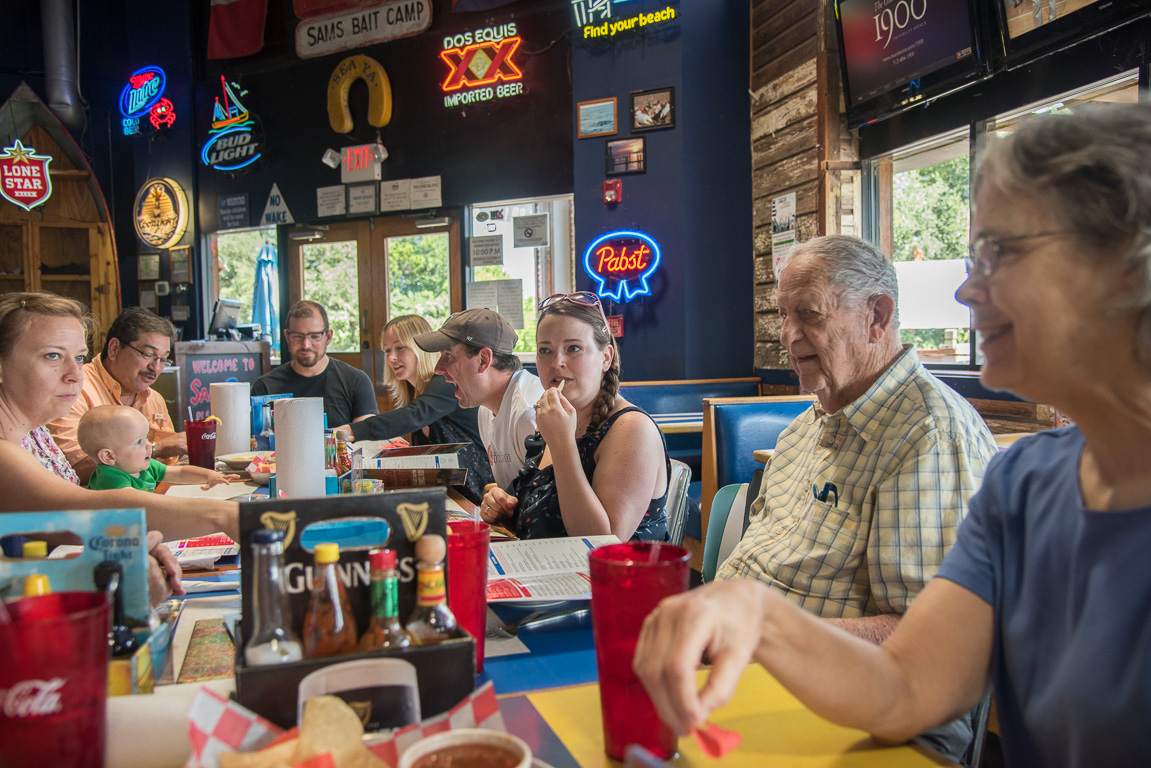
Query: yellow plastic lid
314 542 340 564
22 541 47 558
23 574 51 596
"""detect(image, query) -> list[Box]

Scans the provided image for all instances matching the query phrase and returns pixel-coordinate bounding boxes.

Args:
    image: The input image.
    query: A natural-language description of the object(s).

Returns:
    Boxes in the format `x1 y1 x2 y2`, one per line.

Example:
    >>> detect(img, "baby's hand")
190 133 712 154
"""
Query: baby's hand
200 472 241 490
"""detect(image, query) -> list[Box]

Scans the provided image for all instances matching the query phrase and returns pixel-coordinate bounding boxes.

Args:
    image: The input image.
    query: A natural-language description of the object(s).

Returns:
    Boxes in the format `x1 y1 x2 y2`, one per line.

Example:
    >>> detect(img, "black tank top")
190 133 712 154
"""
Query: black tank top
509 406 670 541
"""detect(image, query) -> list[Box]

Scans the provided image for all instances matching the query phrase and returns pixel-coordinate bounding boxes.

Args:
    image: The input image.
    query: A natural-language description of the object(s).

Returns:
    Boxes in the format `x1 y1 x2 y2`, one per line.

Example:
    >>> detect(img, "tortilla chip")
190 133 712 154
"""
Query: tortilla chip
219 738 298 768
293 696 387 768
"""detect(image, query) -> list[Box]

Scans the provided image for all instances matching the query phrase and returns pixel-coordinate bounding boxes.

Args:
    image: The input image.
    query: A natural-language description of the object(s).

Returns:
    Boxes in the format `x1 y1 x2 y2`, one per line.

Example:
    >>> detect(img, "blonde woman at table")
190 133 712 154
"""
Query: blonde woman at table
634 105 1151 767
338 314 493 503
0 292 239 605
480 292 669 542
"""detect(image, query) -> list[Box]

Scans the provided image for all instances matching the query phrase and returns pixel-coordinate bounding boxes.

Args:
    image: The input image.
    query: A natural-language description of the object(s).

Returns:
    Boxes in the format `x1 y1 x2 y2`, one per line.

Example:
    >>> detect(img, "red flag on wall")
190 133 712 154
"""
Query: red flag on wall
293 0 377 19
207 0 269 60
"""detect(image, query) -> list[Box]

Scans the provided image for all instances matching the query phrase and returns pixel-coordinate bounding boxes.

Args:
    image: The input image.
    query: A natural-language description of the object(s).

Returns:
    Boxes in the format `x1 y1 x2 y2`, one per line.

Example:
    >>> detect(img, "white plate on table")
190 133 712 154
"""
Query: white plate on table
216 451 274 470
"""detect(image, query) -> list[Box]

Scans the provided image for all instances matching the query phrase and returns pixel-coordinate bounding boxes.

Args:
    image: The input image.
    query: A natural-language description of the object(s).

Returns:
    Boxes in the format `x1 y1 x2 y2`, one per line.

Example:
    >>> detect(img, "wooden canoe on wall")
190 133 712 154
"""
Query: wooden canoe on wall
0 82 120 340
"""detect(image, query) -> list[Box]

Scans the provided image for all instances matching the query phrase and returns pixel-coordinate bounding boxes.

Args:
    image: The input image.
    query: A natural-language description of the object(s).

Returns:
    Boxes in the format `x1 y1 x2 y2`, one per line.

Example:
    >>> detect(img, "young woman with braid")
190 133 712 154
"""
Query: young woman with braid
479 293 670 541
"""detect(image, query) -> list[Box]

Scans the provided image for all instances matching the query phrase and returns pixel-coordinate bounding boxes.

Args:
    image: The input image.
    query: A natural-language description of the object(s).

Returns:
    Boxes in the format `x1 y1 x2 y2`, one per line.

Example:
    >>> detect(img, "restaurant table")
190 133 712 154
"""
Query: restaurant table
753 448 774 465
107 593 957 767
651 413 703 434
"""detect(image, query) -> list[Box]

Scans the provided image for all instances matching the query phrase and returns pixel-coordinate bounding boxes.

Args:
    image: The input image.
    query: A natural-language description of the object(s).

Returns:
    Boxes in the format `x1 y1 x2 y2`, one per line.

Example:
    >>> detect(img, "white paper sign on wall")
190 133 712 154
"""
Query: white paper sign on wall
513 214 549 247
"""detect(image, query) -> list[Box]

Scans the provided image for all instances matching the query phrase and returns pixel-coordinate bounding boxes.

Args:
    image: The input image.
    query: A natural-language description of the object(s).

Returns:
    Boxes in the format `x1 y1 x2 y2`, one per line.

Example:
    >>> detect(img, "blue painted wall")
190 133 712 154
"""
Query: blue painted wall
571 1 752 380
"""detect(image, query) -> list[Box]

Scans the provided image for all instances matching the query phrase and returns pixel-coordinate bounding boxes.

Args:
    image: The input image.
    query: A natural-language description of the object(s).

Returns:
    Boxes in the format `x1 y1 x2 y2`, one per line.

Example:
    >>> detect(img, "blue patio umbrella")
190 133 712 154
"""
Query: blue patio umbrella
252 242 280 352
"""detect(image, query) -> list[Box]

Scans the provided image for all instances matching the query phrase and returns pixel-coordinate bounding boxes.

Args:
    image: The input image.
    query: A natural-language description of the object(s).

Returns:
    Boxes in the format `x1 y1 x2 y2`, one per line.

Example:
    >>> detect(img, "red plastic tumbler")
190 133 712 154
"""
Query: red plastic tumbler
184 418 218 469
447 519 490 673
590 541 690 761
0 591 111 768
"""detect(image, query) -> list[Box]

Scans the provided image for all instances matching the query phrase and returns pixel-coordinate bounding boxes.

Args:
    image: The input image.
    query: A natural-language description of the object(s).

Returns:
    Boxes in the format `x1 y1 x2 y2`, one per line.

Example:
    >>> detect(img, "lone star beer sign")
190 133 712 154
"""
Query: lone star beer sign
440 24 524 108
0 140 53 211
583 230 661 302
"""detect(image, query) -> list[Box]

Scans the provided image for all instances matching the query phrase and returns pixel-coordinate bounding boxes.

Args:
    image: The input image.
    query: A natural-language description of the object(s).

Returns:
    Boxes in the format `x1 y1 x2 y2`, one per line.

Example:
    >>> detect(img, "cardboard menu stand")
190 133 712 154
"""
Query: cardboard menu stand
234 489 476 729
0 508 168 696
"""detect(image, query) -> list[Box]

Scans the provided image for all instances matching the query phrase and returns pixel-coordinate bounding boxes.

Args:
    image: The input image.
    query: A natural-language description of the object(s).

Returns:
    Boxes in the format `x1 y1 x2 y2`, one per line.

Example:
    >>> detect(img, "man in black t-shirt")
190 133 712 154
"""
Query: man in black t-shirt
251 300 378 428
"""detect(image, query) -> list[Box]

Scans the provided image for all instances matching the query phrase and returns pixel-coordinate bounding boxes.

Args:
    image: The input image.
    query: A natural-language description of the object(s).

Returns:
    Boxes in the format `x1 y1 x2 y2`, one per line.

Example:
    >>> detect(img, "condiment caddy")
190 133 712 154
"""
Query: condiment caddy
234 489 476 729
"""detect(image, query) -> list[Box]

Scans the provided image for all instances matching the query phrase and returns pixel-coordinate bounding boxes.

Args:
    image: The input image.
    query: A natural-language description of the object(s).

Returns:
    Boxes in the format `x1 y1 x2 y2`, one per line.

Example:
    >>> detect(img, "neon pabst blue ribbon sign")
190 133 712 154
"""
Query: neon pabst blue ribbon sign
583 230 661 302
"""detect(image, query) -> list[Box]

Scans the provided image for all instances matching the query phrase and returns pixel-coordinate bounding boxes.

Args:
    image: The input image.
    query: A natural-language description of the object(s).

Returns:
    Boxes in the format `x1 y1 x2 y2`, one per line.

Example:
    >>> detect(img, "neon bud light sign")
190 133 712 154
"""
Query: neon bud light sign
583 230 661 302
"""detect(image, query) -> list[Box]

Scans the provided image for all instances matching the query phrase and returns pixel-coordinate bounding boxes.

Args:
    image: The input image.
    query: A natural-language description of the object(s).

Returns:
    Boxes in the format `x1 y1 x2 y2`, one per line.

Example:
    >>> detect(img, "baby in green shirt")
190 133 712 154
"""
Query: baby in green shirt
79 405 239 491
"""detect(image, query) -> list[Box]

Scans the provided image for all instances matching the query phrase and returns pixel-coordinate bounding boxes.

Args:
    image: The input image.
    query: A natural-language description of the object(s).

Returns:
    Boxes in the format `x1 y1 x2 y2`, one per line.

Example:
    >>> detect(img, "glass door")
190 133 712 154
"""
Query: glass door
286 213 462 406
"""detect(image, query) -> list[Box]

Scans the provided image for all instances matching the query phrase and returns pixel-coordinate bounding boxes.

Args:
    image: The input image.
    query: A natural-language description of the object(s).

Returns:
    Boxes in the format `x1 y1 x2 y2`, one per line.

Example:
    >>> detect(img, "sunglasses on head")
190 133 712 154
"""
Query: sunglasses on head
539 292 602 311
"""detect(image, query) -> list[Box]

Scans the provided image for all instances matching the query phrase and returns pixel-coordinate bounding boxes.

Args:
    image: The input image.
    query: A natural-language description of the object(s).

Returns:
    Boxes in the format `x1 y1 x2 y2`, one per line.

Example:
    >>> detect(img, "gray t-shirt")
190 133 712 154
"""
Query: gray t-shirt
251 357 378 428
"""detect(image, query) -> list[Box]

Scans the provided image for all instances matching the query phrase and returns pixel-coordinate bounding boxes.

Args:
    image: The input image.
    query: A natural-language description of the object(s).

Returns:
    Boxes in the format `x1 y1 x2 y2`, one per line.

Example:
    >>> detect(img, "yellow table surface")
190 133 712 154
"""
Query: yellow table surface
526 665 957 767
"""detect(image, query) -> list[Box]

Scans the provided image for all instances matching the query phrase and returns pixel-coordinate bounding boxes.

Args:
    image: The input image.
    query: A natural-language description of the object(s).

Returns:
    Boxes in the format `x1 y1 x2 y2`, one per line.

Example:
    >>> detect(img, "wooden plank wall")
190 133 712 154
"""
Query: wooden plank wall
750 0 857 370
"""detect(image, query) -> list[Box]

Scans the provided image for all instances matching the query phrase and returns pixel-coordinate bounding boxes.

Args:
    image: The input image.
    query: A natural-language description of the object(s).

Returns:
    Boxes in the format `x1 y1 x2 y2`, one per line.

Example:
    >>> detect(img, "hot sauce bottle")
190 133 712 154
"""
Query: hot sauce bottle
302 542 359 658
359 549 413 652
406 534 465 645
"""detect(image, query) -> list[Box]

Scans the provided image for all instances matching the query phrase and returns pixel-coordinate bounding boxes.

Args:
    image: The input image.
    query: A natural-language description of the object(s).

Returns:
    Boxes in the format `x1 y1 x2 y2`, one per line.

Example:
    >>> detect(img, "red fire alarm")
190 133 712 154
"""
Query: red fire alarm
606 314 624 338
603 178 621 204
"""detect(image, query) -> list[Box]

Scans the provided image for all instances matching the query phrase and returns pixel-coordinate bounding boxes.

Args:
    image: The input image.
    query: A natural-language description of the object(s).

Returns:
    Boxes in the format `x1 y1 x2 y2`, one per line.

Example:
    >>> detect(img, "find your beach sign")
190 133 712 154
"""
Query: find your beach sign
584 230 661 302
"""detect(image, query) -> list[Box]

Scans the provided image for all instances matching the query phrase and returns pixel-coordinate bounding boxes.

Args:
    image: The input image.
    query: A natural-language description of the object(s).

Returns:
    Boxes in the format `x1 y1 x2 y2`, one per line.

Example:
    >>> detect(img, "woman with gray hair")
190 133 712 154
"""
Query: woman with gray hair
633 103 1151 767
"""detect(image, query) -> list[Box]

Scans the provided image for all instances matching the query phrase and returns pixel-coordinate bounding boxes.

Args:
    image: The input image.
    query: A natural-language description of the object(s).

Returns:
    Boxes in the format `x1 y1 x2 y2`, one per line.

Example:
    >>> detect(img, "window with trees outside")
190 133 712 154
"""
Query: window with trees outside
866 69 1140 368
213 226 280 352
467 196 574 358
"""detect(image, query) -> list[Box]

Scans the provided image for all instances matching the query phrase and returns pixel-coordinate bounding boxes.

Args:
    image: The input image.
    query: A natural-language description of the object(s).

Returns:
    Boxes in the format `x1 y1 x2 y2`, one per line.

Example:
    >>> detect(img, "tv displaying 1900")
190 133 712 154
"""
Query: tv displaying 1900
838 0 976 107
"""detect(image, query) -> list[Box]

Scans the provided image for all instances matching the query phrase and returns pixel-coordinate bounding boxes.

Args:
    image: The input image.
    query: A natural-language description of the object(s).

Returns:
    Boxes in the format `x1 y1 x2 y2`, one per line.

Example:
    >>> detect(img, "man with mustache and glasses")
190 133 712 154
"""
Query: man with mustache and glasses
251 300 378 430
49 307 186 484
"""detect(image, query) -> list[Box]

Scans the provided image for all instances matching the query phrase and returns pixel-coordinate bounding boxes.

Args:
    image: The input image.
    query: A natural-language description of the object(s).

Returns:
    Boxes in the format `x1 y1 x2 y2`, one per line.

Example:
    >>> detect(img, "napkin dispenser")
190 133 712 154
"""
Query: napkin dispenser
234 489 475 729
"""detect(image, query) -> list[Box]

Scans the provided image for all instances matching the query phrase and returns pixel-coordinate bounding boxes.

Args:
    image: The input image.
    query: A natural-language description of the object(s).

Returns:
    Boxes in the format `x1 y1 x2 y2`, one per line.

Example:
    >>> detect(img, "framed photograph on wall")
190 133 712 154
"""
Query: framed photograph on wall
138 252 161 281
170 246 191 284
605 137 646 175
577 97 617 138
630 87 675 132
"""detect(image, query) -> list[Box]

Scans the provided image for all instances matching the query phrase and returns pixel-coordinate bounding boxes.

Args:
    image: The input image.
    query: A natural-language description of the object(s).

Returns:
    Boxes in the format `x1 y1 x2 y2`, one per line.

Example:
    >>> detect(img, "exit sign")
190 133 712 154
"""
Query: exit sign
341 143 385 184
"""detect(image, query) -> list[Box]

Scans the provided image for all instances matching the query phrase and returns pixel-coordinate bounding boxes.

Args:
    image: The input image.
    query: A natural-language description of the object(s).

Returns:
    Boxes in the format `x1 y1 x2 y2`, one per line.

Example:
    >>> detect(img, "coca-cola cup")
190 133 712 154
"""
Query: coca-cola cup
184 418 218 469
0 591 111 768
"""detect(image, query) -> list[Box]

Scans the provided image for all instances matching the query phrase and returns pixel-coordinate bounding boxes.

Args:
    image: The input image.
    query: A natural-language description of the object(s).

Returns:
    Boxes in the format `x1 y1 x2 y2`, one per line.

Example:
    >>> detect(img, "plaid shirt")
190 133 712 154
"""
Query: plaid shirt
718 347 998 617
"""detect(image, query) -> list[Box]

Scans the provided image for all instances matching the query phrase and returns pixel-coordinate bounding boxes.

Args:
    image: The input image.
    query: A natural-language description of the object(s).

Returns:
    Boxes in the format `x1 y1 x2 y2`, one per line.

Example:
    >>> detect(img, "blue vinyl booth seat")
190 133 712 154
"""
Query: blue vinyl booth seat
687 395 815 571
619 378 761 483
618 378 762 416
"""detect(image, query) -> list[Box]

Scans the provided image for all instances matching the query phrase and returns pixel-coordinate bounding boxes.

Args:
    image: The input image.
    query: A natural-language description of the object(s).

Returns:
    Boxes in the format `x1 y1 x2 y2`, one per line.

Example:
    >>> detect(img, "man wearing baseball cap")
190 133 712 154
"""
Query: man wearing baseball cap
415 309 544 489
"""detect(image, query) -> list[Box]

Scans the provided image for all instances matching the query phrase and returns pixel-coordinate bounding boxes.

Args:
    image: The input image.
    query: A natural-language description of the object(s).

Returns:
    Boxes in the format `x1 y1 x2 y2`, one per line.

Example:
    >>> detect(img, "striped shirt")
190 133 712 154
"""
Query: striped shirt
718 347 998 617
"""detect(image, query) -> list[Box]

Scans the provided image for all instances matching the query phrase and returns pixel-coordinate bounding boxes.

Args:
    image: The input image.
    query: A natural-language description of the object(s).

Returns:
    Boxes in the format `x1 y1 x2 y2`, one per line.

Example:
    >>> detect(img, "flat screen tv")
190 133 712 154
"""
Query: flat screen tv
208 297 242 339
994 0 1150 69
835 0 990 128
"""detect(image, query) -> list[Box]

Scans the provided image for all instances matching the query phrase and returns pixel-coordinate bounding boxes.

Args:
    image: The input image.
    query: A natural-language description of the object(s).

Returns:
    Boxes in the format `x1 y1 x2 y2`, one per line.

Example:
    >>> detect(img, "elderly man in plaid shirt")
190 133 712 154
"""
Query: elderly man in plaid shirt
718 235 997 761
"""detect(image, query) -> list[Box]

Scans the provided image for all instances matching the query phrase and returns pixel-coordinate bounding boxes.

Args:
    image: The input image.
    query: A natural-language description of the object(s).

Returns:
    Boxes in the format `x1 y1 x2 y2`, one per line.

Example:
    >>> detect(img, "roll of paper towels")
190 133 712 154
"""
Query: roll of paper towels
210 382 251 456
274 397 326 497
